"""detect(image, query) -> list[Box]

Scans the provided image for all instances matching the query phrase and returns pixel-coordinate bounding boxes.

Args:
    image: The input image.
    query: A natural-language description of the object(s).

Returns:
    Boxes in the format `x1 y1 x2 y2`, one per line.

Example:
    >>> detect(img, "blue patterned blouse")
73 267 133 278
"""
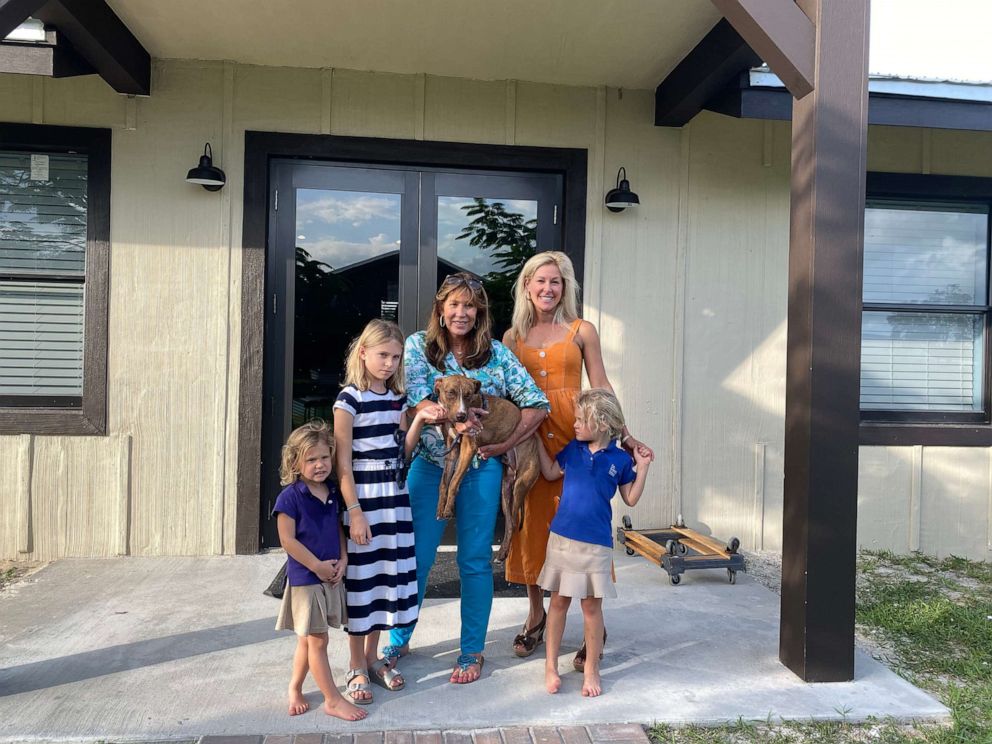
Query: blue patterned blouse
404 331 550 467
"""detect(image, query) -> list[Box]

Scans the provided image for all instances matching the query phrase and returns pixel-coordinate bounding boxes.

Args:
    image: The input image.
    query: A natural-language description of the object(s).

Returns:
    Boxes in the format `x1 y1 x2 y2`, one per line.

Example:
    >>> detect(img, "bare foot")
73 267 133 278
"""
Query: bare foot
287 689 310 715
581 669 602 697
545 667 561 694
322 695 369 721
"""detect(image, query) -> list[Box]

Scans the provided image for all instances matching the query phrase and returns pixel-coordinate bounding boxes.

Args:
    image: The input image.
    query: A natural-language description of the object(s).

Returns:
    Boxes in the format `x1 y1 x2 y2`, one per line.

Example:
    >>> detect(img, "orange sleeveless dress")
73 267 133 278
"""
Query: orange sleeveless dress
504 319 583 585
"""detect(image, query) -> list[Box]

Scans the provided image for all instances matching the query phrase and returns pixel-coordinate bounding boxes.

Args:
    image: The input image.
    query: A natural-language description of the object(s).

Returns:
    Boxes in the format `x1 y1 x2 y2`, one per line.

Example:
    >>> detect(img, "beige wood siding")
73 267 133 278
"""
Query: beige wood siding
1 60 991 562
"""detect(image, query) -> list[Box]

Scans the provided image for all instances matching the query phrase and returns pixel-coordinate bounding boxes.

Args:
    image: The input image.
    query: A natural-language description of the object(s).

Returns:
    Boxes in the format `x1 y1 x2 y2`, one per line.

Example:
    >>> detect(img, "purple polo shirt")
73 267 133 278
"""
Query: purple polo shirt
550 439 636 548
272 479 343 586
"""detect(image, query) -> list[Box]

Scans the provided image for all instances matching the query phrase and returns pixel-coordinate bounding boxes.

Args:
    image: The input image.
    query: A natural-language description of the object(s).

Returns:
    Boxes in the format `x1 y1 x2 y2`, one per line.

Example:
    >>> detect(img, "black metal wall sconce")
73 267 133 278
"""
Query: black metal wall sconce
185 142 226 191
605 167 639 212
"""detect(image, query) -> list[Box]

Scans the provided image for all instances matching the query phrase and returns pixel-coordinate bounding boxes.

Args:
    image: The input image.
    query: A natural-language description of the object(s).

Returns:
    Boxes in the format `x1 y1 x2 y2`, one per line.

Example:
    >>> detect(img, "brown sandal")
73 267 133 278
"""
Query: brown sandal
573 628 607 672
512 611 547 658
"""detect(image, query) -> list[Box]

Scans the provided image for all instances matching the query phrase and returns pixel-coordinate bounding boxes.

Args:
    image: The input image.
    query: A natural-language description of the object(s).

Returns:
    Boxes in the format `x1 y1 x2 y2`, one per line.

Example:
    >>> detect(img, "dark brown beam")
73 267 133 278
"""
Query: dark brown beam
780 0 869 682
34 0 149 95
655 19 762 127
0 32 94 77
0 0 45 40
707 83 992 132
711 0 815 99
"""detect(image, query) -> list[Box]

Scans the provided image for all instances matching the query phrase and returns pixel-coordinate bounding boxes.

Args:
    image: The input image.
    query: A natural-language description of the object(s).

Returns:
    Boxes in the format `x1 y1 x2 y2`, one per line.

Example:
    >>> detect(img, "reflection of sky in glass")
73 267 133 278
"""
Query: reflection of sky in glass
295 189 401 271
437 197 537 276
864 204 987 305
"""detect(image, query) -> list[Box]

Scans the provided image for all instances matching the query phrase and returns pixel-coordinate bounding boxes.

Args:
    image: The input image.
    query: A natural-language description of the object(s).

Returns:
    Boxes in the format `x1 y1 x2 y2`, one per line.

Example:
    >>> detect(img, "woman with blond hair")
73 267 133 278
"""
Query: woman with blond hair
502 251 654 667
382 272 549 685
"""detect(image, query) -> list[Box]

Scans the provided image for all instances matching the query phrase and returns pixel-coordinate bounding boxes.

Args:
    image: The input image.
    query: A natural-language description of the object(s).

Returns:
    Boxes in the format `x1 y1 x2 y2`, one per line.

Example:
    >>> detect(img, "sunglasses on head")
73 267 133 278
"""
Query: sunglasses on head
440 274 483 292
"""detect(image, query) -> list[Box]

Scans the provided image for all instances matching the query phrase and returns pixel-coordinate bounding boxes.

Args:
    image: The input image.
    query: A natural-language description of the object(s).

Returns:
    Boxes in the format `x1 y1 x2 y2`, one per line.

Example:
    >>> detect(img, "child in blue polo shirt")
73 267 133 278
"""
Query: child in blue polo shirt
535 388 651 698
273 420 367 722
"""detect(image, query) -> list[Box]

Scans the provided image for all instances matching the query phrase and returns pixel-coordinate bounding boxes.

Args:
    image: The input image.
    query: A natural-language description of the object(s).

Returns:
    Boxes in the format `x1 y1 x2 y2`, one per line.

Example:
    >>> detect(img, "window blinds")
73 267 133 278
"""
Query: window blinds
861 202 988 412
0 151 87 398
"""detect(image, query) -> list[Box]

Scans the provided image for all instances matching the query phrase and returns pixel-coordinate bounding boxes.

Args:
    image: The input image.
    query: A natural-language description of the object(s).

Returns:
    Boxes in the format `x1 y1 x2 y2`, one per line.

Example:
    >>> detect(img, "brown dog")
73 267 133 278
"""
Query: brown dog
433 375 541 562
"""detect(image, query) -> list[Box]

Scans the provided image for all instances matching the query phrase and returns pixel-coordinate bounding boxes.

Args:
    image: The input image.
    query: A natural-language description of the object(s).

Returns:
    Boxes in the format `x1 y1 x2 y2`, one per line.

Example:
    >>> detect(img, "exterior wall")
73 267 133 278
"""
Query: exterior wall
681 116 992 561
1 60 990 561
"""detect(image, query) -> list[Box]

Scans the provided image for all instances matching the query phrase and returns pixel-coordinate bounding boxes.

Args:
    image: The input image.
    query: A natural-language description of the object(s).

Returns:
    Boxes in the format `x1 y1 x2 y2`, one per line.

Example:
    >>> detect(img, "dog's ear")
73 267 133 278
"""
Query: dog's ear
434 377 444 395
471 379 481 395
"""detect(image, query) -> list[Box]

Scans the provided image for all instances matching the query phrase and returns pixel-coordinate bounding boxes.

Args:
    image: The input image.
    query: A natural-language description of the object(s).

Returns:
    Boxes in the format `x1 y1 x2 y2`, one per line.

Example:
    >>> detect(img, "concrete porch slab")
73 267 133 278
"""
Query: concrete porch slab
0 552 948 742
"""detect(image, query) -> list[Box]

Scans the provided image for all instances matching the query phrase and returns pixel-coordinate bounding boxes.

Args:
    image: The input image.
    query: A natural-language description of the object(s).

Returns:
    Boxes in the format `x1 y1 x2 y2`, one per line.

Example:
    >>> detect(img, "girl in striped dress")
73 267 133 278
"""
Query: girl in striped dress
333 319 441 705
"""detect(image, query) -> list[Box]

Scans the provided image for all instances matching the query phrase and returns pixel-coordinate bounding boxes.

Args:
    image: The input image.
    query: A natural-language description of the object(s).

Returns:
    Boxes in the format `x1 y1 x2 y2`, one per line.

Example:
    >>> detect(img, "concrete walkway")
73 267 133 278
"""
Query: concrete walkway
0 553 948 743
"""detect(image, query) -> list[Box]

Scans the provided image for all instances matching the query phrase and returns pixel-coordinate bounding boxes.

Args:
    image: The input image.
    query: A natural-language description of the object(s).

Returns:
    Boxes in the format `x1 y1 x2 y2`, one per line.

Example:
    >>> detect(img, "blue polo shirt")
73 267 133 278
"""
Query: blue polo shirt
272 479 343 586
549 439 636 548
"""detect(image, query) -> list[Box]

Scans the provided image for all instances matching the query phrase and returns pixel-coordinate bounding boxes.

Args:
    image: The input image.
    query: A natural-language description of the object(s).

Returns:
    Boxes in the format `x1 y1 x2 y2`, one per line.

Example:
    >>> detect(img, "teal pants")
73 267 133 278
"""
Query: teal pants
388 455 502 655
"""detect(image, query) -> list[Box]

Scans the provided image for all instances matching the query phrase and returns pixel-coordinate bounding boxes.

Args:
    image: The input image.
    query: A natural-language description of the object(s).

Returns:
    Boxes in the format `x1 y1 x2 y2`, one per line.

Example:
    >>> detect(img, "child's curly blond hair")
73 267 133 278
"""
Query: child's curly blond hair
279 419 334 486
575 388 626 440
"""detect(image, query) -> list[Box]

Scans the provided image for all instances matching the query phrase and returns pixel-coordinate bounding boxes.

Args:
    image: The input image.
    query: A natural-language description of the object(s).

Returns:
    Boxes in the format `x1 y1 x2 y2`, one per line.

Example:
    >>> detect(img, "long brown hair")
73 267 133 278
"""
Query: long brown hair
425 272 492 370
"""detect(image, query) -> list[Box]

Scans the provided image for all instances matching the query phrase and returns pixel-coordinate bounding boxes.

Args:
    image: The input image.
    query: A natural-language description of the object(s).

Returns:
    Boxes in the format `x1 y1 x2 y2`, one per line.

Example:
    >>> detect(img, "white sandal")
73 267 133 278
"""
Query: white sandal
345 668 373 705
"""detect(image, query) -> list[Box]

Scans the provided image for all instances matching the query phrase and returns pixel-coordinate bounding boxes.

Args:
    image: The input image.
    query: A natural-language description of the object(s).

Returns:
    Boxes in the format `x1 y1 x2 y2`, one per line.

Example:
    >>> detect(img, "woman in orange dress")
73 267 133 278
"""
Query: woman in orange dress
491 251 654 666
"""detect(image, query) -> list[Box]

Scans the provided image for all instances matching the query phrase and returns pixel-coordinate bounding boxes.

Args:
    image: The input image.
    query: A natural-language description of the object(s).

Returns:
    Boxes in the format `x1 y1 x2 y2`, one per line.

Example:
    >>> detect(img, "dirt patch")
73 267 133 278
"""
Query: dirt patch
0 560 48 595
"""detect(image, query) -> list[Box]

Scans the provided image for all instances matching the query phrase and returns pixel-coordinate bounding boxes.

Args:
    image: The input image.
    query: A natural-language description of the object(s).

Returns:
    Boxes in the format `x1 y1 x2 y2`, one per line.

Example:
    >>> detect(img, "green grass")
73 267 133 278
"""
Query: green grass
647 550 992 744
0 566 25 592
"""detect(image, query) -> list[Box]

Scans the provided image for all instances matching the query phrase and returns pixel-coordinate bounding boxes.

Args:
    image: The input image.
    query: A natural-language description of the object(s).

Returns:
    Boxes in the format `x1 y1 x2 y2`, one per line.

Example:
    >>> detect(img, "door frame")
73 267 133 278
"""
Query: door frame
237 131 588 553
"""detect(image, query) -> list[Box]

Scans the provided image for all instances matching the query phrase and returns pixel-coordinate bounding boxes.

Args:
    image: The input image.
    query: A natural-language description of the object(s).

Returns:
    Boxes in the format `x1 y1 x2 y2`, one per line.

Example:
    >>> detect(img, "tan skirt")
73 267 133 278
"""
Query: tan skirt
275 580 348 636
537 532 617 599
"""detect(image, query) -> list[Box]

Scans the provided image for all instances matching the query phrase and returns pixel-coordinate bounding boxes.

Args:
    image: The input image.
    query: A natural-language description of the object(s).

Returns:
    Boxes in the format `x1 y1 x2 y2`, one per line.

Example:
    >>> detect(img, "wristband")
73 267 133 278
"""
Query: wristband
622 434 632 445
346 503 361 512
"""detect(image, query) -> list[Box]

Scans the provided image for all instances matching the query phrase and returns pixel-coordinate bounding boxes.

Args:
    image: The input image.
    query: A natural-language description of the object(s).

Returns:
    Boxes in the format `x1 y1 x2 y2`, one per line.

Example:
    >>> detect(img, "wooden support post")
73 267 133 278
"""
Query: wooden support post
779 0 870 682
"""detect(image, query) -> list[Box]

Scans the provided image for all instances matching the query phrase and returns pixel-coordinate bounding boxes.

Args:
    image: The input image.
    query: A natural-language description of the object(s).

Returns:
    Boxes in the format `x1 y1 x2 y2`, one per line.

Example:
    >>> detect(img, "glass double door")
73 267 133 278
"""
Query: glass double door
260 160 563 547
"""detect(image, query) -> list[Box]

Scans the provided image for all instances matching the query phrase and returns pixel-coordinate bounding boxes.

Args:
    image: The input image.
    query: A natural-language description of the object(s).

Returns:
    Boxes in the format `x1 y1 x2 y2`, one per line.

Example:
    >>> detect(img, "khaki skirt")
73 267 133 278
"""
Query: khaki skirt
275 580 348 636
537 532 617 599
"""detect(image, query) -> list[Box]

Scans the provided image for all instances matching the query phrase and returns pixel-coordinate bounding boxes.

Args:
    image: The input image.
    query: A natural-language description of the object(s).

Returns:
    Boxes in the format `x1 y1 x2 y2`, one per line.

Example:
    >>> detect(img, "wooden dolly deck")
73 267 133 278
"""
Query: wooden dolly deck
616 516 745 585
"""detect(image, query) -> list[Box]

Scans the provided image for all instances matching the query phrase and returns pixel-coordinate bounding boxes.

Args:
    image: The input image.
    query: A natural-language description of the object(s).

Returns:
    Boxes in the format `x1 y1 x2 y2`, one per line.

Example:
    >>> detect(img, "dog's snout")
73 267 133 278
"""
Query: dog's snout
454 412 468 423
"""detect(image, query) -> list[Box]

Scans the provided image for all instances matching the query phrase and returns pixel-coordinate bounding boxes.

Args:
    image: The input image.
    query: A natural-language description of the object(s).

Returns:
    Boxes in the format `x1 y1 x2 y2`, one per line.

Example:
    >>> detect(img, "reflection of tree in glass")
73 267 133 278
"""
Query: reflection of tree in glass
884 284 975 341
0 156 87 272
456 198 537 334
294 246 350 399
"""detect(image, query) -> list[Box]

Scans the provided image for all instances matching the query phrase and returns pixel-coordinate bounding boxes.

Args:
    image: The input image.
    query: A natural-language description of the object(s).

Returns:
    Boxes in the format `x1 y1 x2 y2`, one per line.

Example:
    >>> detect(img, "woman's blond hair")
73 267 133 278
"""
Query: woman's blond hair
425 272 493 370
508 251 580 346
575 388 625 440
279 419 334 486
342 319 406 393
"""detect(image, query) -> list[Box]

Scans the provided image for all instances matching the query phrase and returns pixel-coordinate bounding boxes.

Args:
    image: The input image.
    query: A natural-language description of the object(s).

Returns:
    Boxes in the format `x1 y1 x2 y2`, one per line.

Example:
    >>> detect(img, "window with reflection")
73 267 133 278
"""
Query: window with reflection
437 196 538 339
0 150 88 405
293 188 402 426
861 199 990 420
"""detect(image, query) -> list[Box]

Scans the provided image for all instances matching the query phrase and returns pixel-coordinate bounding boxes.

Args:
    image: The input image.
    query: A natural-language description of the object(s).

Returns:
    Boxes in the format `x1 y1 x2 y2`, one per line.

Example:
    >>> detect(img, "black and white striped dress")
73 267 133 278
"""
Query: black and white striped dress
334 386 419 635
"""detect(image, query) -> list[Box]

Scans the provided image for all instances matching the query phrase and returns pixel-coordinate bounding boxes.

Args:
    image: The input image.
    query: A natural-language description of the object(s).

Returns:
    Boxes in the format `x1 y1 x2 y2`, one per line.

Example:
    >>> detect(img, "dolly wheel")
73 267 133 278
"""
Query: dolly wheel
727 568 737 584
726 537 741 554
677 542 688 556
625 547 635 556
670 573 681 585
665 539 677 556
622 515 632 529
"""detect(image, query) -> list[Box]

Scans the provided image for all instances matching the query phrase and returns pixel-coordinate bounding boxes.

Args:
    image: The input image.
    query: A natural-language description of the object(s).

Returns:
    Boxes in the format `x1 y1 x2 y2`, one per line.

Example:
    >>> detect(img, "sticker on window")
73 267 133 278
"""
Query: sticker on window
30 154 49 181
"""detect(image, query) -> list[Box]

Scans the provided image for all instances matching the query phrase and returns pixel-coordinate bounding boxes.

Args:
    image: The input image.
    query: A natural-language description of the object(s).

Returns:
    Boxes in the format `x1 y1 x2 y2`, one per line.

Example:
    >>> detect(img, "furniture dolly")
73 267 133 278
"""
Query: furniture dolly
616 515 745 585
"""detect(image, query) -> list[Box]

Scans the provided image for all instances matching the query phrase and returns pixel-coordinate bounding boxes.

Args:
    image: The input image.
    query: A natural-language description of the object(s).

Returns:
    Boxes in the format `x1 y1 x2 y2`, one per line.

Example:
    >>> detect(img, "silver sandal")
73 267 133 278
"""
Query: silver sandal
370 657 404 691
345 668 373 705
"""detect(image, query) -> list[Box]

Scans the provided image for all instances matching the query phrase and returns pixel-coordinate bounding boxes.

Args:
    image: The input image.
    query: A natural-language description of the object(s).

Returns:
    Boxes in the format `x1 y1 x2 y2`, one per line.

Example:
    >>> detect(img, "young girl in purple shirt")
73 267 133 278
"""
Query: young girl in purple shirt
535 389 652 698
273 420 367 722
